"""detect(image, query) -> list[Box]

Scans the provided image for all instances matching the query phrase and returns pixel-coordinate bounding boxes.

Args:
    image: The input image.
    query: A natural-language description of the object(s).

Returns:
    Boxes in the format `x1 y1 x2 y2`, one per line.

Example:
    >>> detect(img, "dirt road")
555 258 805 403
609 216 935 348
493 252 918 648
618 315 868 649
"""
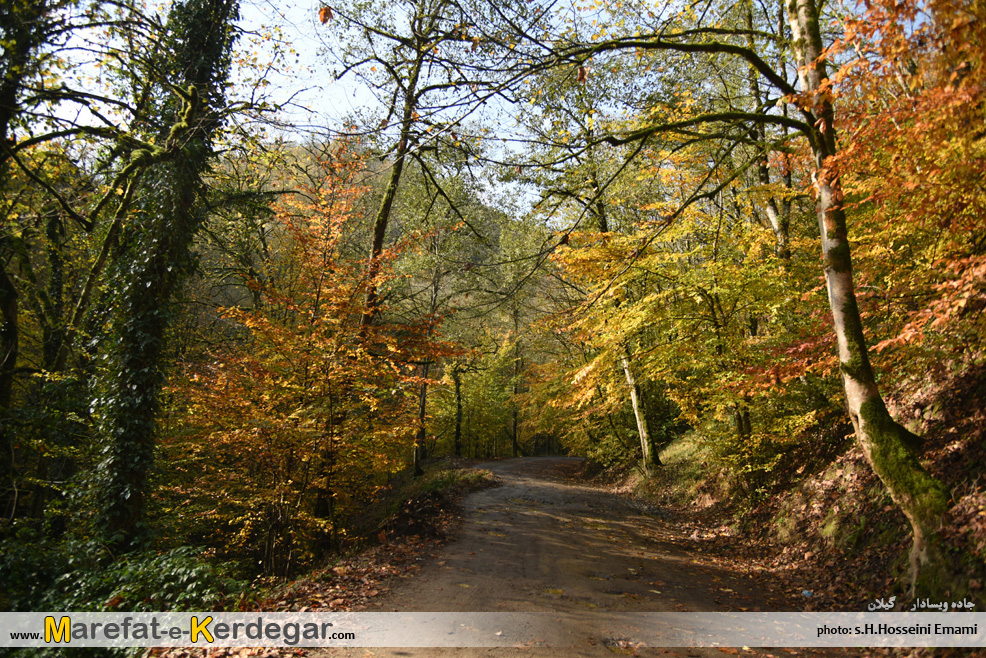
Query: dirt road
314 457 825 657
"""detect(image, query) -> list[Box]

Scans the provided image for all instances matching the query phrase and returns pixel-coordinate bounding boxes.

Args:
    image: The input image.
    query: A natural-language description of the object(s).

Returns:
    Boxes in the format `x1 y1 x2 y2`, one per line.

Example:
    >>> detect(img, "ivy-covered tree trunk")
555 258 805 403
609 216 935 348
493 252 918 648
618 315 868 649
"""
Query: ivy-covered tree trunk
0 0 55 515
786 0 950 592
94 0 238 552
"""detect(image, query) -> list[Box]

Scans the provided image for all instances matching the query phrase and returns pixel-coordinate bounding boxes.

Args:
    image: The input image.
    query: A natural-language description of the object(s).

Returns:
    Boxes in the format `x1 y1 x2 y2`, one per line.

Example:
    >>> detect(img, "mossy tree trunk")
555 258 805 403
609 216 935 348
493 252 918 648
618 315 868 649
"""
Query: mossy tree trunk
358 50 423 329
786 0 950 592
0 0 53 514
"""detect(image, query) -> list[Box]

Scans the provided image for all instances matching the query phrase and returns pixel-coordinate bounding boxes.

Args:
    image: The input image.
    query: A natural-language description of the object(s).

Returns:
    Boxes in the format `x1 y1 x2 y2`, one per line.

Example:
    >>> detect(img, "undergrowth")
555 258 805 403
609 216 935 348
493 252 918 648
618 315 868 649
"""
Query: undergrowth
0 463 499 630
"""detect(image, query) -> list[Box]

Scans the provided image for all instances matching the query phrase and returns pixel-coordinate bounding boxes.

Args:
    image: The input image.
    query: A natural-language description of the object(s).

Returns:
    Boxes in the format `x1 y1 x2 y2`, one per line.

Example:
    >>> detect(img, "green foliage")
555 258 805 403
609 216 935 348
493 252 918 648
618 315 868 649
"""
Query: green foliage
583 431 638 470
431 345 518 458
0 528 244 613
391 466 500 518
45 545 244 612
642 432 731 508
0 525 67 612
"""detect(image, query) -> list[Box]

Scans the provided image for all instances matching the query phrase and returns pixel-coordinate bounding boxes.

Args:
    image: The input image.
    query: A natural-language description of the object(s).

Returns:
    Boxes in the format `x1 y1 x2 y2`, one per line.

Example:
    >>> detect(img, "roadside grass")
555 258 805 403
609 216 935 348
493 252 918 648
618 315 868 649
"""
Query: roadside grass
629 432 735 512
347 459 501 546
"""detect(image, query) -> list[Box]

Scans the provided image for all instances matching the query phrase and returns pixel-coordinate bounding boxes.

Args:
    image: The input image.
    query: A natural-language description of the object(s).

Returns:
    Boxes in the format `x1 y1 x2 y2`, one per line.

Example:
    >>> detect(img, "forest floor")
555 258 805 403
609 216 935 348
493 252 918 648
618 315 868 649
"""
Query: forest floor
148 456 974 658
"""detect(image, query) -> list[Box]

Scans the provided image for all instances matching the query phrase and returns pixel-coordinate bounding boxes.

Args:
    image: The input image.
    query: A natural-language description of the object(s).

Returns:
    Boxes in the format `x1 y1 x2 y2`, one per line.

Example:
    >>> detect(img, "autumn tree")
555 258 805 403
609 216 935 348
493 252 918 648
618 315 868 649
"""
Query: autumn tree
781 0 953 591
827 0 986 586
833 0 986 369
462 0 961 590
0 0 211 522
0 0 125 511
506 49 670 470
166 142 457 573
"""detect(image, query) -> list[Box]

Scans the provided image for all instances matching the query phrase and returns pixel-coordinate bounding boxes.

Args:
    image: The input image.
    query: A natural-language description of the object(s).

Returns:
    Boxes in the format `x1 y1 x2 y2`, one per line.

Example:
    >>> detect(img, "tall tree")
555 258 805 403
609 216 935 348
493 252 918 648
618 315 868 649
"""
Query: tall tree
0 0 168 519
321 0 485 328
783 0 949 590
0 0 66 508
93 0 239 551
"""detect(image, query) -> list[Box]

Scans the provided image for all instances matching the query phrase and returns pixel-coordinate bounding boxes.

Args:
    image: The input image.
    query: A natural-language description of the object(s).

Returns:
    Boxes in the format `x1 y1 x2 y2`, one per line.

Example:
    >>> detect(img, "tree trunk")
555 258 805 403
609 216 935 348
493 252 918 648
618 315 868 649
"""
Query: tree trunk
412 361 429 477
95 0 239 553
453 367 463 457
0 0 51 517
621 347 659 473
734 405 752 441
359 54 422 329
786 0 950 592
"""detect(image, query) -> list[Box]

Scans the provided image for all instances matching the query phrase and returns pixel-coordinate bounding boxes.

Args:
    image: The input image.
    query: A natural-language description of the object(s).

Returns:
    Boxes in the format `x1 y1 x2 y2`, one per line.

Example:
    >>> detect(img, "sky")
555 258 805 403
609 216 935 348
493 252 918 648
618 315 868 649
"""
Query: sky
232 0 546 210
236 0 390 137
44 0 365 144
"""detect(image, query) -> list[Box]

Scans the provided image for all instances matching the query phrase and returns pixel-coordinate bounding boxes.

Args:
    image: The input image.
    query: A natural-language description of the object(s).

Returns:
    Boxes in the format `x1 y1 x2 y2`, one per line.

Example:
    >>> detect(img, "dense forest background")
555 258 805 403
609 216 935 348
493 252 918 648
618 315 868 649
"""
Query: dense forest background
1 0 984 617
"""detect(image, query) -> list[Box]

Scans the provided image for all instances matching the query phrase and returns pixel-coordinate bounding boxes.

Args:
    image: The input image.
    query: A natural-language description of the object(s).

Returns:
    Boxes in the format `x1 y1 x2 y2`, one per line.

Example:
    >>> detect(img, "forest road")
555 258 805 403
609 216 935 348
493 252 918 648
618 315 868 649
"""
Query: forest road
313 456 834 658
